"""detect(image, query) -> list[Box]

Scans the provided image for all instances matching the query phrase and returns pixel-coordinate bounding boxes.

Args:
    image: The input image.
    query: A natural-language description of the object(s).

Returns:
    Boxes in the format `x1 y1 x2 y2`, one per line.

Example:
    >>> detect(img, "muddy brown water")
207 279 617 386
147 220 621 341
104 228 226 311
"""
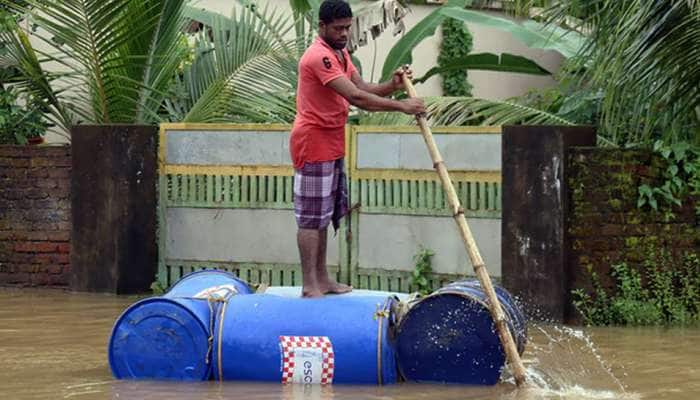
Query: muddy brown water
1 288 698 400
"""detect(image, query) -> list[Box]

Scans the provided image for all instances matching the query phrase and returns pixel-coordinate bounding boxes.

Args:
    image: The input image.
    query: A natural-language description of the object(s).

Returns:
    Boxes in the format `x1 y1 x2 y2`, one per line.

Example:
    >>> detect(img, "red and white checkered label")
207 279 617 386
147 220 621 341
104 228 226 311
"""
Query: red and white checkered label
279 336 334 385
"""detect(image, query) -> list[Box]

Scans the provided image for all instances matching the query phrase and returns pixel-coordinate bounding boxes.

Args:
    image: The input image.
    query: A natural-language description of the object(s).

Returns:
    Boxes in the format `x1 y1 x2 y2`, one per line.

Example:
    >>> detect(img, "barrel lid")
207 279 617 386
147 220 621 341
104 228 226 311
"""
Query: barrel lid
108 298 211 380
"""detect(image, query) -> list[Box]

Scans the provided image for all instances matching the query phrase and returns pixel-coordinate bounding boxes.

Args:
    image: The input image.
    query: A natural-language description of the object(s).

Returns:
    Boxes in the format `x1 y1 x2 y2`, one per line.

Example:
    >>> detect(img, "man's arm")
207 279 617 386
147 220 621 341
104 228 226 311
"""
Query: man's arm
327 76 425 114
350 70 398 97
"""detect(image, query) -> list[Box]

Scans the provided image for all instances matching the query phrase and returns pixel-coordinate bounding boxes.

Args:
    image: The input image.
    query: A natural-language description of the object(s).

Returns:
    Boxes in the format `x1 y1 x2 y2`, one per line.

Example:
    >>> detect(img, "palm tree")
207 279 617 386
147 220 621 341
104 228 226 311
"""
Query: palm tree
545 0 700 145
166 5 299 124
1 0 301 132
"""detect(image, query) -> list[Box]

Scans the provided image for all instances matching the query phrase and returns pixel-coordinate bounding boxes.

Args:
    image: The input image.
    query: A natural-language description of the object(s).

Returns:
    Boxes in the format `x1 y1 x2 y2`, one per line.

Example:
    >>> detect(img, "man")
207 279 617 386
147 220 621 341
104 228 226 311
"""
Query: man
290 0 426 298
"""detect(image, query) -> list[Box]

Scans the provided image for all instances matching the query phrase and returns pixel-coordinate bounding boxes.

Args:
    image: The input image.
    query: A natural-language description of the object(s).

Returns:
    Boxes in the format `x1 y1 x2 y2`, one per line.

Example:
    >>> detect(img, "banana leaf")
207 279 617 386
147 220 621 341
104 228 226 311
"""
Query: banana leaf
414 52 550 84
439 7 586 59
382 2 584 81
380 0 471 81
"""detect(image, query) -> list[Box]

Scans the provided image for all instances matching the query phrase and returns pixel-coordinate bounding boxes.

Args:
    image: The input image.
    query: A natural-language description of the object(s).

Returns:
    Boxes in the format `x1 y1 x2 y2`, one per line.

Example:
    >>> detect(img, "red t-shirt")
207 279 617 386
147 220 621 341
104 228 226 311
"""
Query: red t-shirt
289 37 358 169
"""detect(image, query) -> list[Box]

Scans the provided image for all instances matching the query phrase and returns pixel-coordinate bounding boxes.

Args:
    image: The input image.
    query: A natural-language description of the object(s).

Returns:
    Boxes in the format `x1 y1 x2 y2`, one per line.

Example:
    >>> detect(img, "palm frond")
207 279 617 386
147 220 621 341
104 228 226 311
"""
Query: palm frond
172 5 298 123
545 0 700 144
357 96 574 127
6 0 189 125
425 96 575 126
0 25 74 131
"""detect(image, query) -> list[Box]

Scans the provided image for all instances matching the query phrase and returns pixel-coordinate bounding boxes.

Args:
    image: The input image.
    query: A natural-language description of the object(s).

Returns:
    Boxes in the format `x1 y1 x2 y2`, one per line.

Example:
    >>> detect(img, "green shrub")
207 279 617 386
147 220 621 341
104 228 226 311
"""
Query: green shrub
411 246 435 295
573 249 700 326
438 18 473 97
0 86 47 145
637 140 700 217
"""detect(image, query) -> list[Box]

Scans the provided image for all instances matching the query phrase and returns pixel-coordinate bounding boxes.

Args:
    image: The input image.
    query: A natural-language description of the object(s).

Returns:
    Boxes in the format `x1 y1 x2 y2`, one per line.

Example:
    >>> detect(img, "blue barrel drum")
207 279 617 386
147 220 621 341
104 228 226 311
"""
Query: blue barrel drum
212 294 399 385
109 271 527 386
108 270 252 380
395 279 527 385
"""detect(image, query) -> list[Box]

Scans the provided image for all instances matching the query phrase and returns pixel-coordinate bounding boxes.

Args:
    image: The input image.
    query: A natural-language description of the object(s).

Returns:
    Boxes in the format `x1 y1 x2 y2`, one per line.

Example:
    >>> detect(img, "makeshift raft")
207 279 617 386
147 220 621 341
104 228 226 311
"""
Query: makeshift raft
108 270 526 385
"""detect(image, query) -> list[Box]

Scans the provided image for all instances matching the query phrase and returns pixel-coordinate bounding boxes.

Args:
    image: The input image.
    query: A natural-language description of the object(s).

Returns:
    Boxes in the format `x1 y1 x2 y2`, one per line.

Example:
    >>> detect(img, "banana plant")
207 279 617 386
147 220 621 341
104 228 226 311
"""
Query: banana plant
380 0 584 81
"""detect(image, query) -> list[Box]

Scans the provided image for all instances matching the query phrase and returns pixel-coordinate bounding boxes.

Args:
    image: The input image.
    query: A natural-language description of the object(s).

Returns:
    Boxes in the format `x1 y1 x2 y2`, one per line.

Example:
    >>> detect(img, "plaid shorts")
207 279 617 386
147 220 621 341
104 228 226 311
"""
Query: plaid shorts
293 159 348 231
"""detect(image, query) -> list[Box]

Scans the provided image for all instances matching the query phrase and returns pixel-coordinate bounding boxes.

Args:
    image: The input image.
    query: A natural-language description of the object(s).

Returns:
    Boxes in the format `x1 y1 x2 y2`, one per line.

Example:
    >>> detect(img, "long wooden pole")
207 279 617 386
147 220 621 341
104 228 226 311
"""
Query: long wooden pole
402 74 528 387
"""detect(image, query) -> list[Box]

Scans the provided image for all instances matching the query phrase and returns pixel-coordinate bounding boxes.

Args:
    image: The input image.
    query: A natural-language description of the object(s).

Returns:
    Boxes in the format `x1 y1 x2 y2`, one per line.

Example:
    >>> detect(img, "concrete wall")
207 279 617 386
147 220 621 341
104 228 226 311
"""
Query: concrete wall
28 1 563 144
161 125 503 277
356 131 500 170
166 208 341 265
358 214 500 276
166 130 291 165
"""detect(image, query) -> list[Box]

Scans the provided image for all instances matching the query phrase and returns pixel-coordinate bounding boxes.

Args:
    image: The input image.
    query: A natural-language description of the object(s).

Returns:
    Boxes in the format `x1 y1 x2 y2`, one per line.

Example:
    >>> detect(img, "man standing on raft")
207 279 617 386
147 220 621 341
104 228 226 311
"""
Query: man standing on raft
290 0 426 297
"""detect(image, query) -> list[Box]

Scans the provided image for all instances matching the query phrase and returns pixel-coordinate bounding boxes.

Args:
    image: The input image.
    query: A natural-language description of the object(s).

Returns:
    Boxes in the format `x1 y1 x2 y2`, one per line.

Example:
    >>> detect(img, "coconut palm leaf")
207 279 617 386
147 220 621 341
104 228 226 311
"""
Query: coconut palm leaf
170 5 299 123
0 25 74 131
425 96 575 126
2 0 187 125
358 96 574 126
545 0 700 144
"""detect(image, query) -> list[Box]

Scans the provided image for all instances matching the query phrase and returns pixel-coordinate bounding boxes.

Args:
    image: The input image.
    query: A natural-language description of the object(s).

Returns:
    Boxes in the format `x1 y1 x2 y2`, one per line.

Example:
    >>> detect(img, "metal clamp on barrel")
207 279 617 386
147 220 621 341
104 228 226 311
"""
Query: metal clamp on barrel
373 299 392 385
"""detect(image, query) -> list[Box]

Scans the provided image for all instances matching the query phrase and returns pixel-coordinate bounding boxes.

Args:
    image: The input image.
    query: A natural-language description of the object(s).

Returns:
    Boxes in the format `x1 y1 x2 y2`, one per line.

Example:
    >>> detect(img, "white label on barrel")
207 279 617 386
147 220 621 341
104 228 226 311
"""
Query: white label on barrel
192 284 238 299
279 336 334 385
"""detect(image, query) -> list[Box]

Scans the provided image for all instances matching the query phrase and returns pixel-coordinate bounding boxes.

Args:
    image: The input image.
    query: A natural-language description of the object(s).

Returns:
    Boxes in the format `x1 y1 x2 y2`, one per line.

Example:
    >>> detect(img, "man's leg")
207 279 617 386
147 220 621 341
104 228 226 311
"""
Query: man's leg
316 227 352 294
298 228 324 298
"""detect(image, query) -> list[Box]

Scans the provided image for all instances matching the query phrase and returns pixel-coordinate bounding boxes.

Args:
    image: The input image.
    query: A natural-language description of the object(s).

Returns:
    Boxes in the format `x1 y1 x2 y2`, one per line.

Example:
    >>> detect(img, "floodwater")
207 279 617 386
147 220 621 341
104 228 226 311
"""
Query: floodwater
0 287 698 400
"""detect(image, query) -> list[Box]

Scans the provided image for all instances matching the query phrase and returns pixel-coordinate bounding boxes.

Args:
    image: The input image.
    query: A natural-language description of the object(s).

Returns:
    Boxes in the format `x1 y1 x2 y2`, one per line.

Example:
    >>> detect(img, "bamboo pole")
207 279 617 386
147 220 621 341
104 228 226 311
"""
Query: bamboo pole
402 74 528 387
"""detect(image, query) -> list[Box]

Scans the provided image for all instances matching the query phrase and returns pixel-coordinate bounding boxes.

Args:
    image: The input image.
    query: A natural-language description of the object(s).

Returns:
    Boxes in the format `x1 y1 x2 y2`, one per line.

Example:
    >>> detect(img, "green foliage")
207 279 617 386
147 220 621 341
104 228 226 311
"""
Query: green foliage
167 5 298 124
545 1 700 145
1 0 189 128
0 85 47 145
0 9 19 84
514 61 602 127
637 141 700 216
381 1 579 82
573 250 700 326
440 7 585 58
411 246 435 295
438 18 473 96
0 1 29 15
418 52 549 85
150 279 165 295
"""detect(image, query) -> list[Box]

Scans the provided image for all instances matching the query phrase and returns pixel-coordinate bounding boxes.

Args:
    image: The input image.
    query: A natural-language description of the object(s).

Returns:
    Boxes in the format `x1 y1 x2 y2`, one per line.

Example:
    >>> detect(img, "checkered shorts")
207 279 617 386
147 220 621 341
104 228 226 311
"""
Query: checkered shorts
293 159 348 231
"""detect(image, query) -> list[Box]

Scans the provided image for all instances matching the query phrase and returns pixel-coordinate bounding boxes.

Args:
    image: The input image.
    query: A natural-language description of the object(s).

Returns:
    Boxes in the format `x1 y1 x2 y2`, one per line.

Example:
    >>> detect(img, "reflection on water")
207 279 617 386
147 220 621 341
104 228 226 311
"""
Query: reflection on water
1 287 698 399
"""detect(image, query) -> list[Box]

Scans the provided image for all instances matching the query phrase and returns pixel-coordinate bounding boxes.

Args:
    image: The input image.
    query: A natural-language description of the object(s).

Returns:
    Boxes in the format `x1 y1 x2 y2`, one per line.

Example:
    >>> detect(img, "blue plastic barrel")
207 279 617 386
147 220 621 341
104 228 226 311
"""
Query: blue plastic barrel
395 279 527 385
108 297 214 380
212 294 398 385
109 270 253 380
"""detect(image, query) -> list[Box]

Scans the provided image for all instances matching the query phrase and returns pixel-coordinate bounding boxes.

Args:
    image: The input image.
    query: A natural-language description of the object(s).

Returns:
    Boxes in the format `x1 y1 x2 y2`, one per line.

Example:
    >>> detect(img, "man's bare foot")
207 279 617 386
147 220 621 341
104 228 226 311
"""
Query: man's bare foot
320 281 353 295
302 287 325 298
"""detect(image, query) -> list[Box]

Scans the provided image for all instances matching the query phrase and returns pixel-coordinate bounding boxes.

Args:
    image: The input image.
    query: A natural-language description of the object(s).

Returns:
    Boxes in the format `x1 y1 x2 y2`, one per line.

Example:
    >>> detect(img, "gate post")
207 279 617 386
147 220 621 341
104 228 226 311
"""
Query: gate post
501 126 596 321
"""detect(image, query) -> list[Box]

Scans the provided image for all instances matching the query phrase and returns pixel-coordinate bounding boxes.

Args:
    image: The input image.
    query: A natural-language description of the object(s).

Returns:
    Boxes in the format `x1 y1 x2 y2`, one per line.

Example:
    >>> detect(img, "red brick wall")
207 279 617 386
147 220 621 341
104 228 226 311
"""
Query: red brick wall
568 148 700 296
0 145 71 286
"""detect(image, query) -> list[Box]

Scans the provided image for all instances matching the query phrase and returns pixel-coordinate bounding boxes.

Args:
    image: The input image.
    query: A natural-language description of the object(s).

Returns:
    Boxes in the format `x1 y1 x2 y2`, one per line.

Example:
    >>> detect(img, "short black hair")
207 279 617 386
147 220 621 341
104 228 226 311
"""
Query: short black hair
319 0 352 24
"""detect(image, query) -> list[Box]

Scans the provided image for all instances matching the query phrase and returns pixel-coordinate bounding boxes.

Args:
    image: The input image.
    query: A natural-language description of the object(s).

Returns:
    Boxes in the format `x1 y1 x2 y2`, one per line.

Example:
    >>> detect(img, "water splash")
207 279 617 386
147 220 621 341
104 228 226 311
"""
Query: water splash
501 324 641 400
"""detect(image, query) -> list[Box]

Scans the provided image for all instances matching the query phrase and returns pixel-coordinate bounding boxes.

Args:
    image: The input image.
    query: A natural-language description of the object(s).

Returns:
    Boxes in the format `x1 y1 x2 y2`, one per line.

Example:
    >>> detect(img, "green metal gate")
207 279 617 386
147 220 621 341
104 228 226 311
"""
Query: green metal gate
157 123 502 292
